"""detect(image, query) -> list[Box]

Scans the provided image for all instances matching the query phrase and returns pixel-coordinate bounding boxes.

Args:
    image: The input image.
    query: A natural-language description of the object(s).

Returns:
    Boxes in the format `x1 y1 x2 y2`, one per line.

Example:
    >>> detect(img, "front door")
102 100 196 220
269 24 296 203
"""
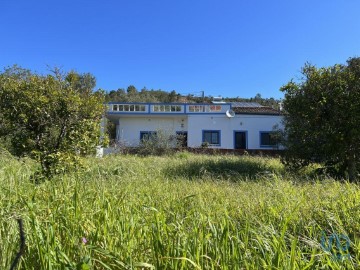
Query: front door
176 132 188 147
234 131 247 149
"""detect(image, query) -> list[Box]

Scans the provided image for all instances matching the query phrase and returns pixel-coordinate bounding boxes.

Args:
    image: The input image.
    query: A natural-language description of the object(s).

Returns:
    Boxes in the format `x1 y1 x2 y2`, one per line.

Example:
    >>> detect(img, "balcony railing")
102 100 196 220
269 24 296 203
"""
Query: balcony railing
107 103 231 114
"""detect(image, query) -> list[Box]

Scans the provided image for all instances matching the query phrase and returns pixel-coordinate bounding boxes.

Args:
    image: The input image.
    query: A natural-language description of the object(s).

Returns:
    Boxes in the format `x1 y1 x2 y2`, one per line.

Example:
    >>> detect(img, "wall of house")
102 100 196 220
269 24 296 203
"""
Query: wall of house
116 116 188 146
187 114 283 149
113 114 283 149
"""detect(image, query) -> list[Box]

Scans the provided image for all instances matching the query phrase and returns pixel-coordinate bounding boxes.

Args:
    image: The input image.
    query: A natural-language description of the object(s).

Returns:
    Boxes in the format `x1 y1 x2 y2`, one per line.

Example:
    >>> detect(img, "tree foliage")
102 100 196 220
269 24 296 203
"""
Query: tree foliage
225 93 281 109
105 86 281 107
281 57 360 181
0 65 105 178
106 86 182 103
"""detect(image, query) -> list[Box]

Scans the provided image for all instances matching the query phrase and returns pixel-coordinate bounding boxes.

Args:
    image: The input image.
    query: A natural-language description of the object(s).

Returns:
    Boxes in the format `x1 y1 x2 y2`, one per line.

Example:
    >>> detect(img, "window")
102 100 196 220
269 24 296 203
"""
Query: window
112 104 146 112
209 105 222 112
153 105 182 112
202 130 220 146
140 131 157 141
260 132 278 147
189 105 205 112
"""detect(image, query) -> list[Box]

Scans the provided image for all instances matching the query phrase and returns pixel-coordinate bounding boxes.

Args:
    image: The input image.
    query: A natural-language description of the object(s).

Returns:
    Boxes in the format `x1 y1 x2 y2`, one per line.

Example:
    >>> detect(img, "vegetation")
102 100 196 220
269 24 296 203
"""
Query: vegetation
281 57 360 181
225 93 281 109
0 66 105 179
106 86 182 103
105 85 281 108
1 152 360 269
137 129 181 156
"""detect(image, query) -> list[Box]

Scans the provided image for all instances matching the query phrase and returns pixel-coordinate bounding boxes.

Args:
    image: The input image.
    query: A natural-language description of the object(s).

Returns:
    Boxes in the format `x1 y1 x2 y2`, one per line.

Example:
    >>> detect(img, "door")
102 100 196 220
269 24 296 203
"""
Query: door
176 131 188 147
234 131 247 149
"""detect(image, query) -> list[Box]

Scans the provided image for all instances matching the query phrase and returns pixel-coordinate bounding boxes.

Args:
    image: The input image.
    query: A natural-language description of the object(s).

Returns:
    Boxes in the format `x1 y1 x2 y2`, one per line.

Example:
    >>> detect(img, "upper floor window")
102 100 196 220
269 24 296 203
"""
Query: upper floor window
153 105 182 112
112 104 146 112
189 105 206 112
209 105 222 112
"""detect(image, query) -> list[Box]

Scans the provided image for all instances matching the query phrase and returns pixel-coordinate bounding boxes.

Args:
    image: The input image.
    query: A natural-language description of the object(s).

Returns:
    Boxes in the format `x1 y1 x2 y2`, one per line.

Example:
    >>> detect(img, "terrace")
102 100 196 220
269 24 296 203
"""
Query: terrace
106 102 232 114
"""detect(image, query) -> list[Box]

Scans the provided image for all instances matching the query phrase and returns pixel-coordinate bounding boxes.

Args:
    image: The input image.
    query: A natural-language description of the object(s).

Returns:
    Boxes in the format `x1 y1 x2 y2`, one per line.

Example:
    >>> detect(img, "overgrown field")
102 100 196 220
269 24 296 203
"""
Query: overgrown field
1 151 360 269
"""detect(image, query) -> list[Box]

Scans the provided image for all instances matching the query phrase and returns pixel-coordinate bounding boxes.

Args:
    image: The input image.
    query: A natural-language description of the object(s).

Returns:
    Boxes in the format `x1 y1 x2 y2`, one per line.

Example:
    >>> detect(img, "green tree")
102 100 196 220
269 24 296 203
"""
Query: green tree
0 65 105 179
126 85 137 95
65 70 97 95
281 57 360 181
167 90 177 102
106 88 127 102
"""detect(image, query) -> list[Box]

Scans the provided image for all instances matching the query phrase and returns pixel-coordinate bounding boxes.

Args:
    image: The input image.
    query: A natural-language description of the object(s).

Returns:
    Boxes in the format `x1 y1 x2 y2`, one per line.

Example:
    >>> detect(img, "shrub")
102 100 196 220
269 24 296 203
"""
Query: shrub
138 129 179 156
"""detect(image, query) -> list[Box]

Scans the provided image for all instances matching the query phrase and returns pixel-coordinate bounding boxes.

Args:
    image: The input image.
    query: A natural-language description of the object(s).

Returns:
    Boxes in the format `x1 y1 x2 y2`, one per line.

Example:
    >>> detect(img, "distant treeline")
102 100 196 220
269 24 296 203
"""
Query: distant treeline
106 86 281 109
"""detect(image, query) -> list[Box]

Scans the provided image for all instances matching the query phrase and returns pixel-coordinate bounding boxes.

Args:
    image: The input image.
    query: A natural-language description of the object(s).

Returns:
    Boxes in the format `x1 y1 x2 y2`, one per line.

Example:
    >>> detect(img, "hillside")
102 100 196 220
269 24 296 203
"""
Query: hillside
105 86 281 109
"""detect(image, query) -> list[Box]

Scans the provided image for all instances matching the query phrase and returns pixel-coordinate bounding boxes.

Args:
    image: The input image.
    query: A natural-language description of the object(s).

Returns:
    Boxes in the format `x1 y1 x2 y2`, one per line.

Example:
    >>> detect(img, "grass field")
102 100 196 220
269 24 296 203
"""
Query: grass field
1 151 360 269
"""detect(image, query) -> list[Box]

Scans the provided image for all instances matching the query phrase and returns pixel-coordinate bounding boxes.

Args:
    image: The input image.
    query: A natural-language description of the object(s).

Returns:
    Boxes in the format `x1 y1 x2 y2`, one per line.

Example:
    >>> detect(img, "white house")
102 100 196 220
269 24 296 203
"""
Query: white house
105 101 283 150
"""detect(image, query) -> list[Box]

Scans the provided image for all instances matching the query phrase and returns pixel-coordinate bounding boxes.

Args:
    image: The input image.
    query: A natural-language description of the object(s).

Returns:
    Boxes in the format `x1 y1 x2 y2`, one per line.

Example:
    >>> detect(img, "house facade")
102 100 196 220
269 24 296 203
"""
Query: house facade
105 102 283 150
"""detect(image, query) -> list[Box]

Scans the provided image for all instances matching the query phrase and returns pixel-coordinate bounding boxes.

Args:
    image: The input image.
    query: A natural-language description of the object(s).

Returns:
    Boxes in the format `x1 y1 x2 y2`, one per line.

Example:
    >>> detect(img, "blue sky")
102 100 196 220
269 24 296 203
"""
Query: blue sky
1 1 360 99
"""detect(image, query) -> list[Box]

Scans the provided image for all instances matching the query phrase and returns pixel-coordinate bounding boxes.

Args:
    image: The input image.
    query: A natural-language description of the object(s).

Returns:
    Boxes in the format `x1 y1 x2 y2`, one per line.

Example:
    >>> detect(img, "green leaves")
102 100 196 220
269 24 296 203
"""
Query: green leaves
281 57 360 180
0 65 105 179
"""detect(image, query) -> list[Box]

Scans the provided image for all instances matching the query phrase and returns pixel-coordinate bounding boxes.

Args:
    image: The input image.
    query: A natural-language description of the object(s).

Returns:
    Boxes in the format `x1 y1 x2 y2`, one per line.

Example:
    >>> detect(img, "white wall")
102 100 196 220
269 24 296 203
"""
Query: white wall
187 114 283 149
116 116 188 146
113 114 283 149
187 115 232 148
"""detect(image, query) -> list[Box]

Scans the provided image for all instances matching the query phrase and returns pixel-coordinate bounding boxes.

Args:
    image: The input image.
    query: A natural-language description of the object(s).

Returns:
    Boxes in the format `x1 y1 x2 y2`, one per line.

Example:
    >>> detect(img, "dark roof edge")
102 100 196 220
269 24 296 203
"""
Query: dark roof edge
234 112 283 116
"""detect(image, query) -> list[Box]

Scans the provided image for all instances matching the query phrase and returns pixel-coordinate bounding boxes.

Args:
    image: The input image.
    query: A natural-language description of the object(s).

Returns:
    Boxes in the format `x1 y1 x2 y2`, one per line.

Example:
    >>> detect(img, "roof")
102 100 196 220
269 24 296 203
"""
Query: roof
231 102 263 108
232 106 281 115
229 102 281 115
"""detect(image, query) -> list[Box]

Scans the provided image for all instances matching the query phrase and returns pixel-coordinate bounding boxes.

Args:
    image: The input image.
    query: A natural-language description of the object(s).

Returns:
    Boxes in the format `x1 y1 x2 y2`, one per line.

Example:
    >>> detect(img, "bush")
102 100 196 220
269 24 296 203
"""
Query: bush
0 66 105 179
138 129 179 156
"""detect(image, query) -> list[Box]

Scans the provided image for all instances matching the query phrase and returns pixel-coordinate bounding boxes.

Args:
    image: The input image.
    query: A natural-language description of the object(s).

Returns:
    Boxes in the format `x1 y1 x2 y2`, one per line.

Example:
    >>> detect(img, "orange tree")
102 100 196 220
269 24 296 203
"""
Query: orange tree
0 66 105 179
281 57 360 181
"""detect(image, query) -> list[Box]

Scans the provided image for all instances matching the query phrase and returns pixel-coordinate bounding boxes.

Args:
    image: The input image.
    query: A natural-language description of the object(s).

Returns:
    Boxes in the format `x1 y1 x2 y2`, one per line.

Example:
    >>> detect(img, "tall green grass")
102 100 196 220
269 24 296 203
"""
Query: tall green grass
1 151 360 269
